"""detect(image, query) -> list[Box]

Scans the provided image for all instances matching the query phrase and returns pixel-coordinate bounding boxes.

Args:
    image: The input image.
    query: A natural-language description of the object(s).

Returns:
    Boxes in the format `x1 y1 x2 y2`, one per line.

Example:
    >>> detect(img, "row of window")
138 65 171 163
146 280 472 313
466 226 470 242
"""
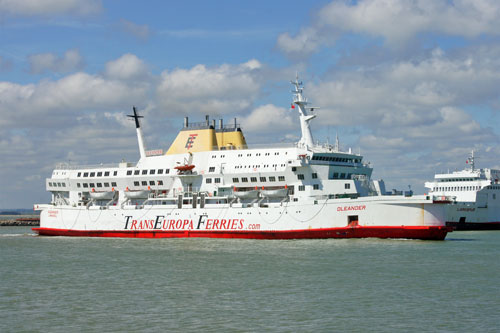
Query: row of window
297 184 321 191
76 182 118 189
231 176 286 183
312 156 360 163
434 186 481 192
126 169 171 176
78 171 118 177
235 152 287 157
438 178 478 182
48 182 66 187
332 173 353 179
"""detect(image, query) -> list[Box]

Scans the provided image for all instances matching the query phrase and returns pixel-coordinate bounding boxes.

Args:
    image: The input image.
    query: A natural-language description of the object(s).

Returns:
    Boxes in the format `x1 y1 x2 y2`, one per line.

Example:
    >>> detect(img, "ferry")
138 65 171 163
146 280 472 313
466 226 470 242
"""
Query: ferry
425 151 500 230
33 77 451 239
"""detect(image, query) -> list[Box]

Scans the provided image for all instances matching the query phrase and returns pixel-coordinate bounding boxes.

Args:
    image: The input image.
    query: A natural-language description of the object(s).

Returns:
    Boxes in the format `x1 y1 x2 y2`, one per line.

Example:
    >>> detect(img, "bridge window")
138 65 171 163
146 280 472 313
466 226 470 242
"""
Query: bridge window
97 172 102 177
312 173 317 179
90 172 95 177
104 171 110 176
113 171 117 176
297 174 305 180
158 169 163 174
313 184 319 190
77 172 81 177
133 170 139 175
142 170 147 175
150 169 155 175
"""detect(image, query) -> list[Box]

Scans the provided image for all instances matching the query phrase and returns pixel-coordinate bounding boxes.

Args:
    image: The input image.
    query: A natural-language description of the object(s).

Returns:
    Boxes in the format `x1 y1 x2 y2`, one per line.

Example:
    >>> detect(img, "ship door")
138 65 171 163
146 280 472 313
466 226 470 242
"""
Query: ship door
459 217 466 224
348 215 359 227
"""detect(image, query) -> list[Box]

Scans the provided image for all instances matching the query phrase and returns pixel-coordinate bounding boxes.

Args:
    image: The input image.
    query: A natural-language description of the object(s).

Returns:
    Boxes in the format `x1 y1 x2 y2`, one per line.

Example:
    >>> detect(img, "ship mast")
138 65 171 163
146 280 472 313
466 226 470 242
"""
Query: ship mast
466 150 475 171
291 74 317 149
127 106 146 159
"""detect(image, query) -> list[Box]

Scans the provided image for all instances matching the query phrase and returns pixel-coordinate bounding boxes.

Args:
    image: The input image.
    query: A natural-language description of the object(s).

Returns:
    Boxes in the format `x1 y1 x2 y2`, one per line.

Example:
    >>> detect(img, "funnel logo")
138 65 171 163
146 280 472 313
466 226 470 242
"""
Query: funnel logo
185 134 198 149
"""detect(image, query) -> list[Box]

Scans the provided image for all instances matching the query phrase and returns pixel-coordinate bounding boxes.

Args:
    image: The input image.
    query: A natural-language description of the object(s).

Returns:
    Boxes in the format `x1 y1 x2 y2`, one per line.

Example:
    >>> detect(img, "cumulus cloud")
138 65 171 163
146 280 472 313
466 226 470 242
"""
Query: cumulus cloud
104 53 150 80
241 104 296 135
119 18 150 40
28 49 84 74
277 0 500 58
156 60 262 115
0 0 102 16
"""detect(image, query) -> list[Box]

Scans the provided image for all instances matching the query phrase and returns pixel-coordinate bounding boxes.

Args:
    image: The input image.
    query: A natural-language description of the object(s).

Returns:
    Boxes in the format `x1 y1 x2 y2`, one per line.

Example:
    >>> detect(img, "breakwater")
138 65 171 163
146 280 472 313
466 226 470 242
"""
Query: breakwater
0 216 39 226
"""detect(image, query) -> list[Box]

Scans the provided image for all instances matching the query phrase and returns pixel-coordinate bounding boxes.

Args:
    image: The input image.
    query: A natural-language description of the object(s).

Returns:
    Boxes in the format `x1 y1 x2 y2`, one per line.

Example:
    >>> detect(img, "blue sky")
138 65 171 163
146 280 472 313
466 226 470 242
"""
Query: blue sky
1 0 500 208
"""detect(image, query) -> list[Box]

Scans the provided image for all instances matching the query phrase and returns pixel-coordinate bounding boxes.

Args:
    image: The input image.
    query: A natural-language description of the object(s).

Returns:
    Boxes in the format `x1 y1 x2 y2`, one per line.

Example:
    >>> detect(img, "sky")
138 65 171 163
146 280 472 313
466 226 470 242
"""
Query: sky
1 0 500 208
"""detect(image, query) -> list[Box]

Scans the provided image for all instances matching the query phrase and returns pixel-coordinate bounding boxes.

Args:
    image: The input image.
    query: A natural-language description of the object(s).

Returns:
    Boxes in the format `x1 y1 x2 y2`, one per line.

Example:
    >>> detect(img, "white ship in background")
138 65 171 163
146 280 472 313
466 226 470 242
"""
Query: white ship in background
33 77 451 240
425 151 500 230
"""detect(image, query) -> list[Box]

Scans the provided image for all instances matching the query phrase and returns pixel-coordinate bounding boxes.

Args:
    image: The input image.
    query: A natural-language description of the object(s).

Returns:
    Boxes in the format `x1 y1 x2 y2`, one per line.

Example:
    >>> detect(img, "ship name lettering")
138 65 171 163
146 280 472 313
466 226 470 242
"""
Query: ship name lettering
337 205 366 212
124 215 244 230
457 208 475 212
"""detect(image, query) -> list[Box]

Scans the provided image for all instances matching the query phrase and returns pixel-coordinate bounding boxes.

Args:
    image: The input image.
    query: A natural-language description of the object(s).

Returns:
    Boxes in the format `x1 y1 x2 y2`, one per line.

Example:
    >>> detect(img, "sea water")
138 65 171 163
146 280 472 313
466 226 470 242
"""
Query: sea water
0 227 499 332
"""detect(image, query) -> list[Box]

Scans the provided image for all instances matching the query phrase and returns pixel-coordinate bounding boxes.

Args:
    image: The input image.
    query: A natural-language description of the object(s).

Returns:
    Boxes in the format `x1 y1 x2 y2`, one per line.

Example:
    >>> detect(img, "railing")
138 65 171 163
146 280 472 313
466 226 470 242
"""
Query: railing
54 162 135 170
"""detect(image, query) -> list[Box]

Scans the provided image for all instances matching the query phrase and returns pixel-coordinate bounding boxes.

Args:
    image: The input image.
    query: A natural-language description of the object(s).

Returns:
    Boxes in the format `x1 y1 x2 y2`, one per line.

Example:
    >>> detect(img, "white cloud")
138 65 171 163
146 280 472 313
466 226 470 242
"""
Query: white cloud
104 53 149 80
156 60 262 115
277 0 500 57
119 19 150 40
241 104 296 135
0 0 102 16
28 48 84 74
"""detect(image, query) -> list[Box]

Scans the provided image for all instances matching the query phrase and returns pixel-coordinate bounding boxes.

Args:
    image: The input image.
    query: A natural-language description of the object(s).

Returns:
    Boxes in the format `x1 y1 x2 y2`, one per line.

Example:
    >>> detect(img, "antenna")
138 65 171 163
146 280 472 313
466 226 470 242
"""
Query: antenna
127 106 144 129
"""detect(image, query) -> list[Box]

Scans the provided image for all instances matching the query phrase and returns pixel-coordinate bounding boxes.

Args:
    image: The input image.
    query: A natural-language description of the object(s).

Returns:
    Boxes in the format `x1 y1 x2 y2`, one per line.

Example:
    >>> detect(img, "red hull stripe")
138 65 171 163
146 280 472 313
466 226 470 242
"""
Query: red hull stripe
32 226 451 240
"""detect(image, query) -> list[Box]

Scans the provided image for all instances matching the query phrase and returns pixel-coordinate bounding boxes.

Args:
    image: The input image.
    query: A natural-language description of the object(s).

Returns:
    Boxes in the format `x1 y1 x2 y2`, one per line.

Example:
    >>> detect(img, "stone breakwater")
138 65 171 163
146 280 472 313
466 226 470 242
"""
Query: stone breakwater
0 217 40 226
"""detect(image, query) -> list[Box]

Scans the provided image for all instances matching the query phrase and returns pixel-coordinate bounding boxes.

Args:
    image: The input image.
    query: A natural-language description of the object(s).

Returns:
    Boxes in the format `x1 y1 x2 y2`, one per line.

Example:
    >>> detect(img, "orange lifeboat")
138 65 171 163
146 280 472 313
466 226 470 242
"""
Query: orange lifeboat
174 164 195 171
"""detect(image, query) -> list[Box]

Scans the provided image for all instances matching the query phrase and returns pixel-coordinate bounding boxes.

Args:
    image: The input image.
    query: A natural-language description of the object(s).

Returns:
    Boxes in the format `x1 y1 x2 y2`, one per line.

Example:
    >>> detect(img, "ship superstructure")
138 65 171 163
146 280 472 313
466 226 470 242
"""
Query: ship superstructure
34 77 450 239
425 151 500 230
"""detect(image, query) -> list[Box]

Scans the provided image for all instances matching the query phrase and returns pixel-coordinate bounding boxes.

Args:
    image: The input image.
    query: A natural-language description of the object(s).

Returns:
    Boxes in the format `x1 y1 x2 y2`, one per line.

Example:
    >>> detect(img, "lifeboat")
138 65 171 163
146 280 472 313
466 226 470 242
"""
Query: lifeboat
233 188 260 199
89 191 116 200
174 164 195 172
261 188 289 198
124 187 151 199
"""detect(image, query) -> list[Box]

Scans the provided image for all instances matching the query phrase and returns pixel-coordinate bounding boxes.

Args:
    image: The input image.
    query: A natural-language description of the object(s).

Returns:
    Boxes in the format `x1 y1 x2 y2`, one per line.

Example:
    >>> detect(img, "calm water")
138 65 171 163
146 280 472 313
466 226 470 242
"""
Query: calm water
1 228 499 332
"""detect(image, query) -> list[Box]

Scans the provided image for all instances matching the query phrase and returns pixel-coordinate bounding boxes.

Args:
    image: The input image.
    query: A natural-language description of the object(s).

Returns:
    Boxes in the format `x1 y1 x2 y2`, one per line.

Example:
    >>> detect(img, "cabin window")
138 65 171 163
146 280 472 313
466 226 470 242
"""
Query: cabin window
345 183 350 189
104 182 109 187
333 173 338 179
242 177 248 183
158 169 163 174
278 176 285 181
97 172 102 177
104 171 110 176
297 174 305 180
269 176 276 182
113 171 117 176
97 183 102 188
340 173 345 179
292 167 297 172
77 183 81 188
134 181 139 186
233 178 239 183
206 178 212 184
215 178 221 183
83 183 88 188
260 177 266 182
312 173 318 179
157 180 163 185
142 170 147 175
127 170 132 176
111 182 117 187
165 169 170 174
209 167 215 172
90 172 95 177
89 183 95 188
141 181 147 186
298 185 305 191
251 177 257 182
313 184 319 190
149 181 155 186
150 169 155 175
77 172 81 177
133 170 139 175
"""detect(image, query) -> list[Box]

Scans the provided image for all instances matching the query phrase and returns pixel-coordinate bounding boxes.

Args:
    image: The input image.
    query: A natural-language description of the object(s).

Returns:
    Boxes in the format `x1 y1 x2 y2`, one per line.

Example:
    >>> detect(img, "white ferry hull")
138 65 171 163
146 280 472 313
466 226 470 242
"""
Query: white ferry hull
445 203 500 230
33 197 451 240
